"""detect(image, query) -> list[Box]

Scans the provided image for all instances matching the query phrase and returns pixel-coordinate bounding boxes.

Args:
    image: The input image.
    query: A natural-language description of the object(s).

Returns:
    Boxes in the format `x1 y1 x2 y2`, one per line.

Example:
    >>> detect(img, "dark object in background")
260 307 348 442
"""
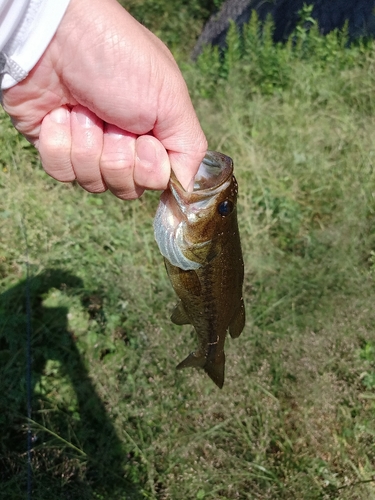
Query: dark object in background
192 0 375 59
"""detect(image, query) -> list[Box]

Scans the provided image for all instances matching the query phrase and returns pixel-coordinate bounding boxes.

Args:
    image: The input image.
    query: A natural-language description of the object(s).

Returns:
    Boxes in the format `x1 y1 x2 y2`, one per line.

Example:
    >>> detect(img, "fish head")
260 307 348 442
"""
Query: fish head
154 151 238 270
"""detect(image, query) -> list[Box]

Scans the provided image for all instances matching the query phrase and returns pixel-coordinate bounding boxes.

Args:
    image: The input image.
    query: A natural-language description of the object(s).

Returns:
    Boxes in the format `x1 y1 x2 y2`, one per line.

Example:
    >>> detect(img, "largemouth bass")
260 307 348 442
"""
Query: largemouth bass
154 151 245 388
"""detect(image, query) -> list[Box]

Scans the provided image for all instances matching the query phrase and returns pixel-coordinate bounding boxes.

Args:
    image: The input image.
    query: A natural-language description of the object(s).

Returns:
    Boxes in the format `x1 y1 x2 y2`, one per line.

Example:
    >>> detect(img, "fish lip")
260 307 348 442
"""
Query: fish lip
169 150 233 202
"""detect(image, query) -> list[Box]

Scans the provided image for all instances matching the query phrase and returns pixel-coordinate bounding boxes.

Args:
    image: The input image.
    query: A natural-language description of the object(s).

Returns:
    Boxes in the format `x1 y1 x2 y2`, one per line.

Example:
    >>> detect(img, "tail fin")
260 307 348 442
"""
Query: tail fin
176 351 225 389
204 357 225 389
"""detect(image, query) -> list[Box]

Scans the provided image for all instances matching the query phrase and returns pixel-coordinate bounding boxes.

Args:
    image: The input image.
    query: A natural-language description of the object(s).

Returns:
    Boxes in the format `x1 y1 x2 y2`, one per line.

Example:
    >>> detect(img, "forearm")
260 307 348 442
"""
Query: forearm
0 0 70 89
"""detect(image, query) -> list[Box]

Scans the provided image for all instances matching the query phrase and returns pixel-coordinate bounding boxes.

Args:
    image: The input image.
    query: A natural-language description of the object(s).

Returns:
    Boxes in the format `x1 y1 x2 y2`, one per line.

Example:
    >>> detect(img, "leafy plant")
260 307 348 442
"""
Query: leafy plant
123 0 223 57
191 7 368 99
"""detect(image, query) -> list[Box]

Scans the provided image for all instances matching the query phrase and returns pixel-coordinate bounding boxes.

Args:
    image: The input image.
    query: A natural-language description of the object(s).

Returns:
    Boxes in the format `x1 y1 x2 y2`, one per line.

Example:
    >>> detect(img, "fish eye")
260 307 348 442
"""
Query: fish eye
218 200 234 217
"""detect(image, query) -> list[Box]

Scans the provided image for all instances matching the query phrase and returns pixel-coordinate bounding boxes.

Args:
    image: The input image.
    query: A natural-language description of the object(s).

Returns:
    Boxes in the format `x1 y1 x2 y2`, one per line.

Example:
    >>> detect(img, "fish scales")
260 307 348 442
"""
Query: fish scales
154 151 245 388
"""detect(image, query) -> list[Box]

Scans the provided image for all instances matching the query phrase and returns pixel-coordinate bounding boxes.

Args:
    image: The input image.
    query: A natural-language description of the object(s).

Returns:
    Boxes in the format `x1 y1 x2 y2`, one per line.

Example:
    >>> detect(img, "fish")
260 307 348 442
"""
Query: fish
153 150 245 388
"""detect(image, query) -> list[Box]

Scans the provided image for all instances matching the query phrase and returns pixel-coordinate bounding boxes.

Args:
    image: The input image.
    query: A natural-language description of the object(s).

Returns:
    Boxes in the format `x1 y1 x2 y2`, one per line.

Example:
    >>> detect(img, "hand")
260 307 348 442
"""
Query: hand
1 0 207 199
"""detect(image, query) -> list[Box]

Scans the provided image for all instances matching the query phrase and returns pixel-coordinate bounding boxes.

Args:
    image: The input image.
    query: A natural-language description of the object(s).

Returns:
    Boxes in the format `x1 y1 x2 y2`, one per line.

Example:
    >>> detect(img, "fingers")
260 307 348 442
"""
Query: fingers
100 124 143 200
39 104 106 192
100 128 170 199
38 106 75 182
37 105 172 198
134 135 170 192
71 106 106 192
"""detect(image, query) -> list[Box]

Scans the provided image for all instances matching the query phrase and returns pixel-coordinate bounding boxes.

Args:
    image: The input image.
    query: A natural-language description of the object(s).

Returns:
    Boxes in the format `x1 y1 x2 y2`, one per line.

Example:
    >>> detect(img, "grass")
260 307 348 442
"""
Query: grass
2 12 375 500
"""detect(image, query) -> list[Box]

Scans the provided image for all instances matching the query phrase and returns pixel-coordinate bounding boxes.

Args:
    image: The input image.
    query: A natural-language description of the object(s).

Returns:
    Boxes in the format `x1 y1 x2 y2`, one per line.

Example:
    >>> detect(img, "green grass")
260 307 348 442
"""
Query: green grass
2 12 375 500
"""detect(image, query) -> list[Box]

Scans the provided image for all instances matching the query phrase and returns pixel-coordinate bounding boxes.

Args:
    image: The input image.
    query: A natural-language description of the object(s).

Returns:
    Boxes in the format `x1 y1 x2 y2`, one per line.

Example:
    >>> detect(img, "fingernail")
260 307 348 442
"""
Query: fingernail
107 130 124 138
136 139 156 167
74 109 96 127
105 124 123 138
50 107 69 124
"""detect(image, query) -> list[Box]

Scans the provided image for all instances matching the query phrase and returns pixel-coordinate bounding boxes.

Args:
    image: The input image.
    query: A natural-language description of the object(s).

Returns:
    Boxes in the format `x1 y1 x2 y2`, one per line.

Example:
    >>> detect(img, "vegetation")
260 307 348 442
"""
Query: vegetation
1 5 375 499
123 0 223 58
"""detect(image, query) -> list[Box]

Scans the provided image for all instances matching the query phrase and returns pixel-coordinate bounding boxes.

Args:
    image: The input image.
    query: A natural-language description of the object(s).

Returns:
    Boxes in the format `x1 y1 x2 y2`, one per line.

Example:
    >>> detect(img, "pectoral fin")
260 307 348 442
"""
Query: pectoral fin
229 299 245 339
190 243 220 265
171 301 190 325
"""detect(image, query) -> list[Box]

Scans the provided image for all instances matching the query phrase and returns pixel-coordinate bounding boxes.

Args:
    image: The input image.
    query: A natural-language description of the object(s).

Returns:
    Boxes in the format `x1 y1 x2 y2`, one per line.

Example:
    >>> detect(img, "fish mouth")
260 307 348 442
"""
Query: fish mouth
170 151 233 197
169 151 233 216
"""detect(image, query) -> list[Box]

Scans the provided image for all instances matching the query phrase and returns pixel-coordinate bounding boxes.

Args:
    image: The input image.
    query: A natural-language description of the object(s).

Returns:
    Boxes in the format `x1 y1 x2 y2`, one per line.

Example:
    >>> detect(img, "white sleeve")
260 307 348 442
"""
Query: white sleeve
0 0 71 90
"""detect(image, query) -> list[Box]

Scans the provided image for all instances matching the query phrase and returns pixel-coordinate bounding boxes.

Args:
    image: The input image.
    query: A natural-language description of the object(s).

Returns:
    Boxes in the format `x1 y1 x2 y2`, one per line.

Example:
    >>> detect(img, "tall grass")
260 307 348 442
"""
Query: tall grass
1 11 375 499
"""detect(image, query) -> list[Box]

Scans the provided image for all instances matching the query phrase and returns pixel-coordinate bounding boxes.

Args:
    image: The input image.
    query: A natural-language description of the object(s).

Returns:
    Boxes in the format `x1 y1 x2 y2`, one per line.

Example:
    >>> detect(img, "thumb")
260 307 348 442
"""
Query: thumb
154 89 207 191
161 122 207 191
169 146 207 192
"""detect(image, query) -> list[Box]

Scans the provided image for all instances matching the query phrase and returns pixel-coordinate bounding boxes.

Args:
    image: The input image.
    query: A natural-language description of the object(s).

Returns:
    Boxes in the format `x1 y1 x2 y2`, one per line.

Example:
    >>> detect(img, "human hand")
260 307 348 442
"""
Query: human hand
1 0 207 199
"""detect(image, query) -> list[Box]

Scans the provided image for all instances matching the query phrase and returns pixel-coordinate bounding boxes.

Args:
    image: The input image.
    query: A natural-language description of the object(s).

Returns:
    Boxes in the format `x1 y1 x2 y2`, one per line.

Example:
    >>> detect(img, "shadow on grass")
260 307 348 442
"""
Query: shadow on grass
0 268 141 499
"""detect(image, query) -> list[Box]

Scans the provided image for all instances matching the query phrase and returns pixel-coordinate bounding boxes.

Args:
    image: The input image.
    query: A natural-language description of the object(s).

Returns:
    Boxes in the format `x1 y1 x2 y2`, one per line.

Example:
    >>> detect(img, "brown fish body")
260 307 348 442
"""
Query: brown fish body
154 151 245 388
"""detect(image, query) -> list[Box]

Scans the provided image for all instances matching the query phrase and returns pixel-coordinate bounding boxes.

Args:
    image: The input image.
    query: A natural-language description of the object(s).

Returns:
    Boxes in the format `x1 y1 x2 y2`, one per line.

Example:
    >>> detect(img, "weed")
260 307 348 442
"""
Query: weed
2 6 375 499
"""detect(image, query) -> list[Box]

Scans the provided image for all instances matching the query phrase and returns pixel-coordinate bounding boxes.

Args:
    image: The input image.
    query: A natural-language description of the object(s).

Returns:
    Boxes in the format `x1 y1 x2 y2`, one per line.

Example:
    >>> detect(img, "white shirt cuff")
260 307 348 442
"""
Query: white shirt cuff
1 0 71 89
